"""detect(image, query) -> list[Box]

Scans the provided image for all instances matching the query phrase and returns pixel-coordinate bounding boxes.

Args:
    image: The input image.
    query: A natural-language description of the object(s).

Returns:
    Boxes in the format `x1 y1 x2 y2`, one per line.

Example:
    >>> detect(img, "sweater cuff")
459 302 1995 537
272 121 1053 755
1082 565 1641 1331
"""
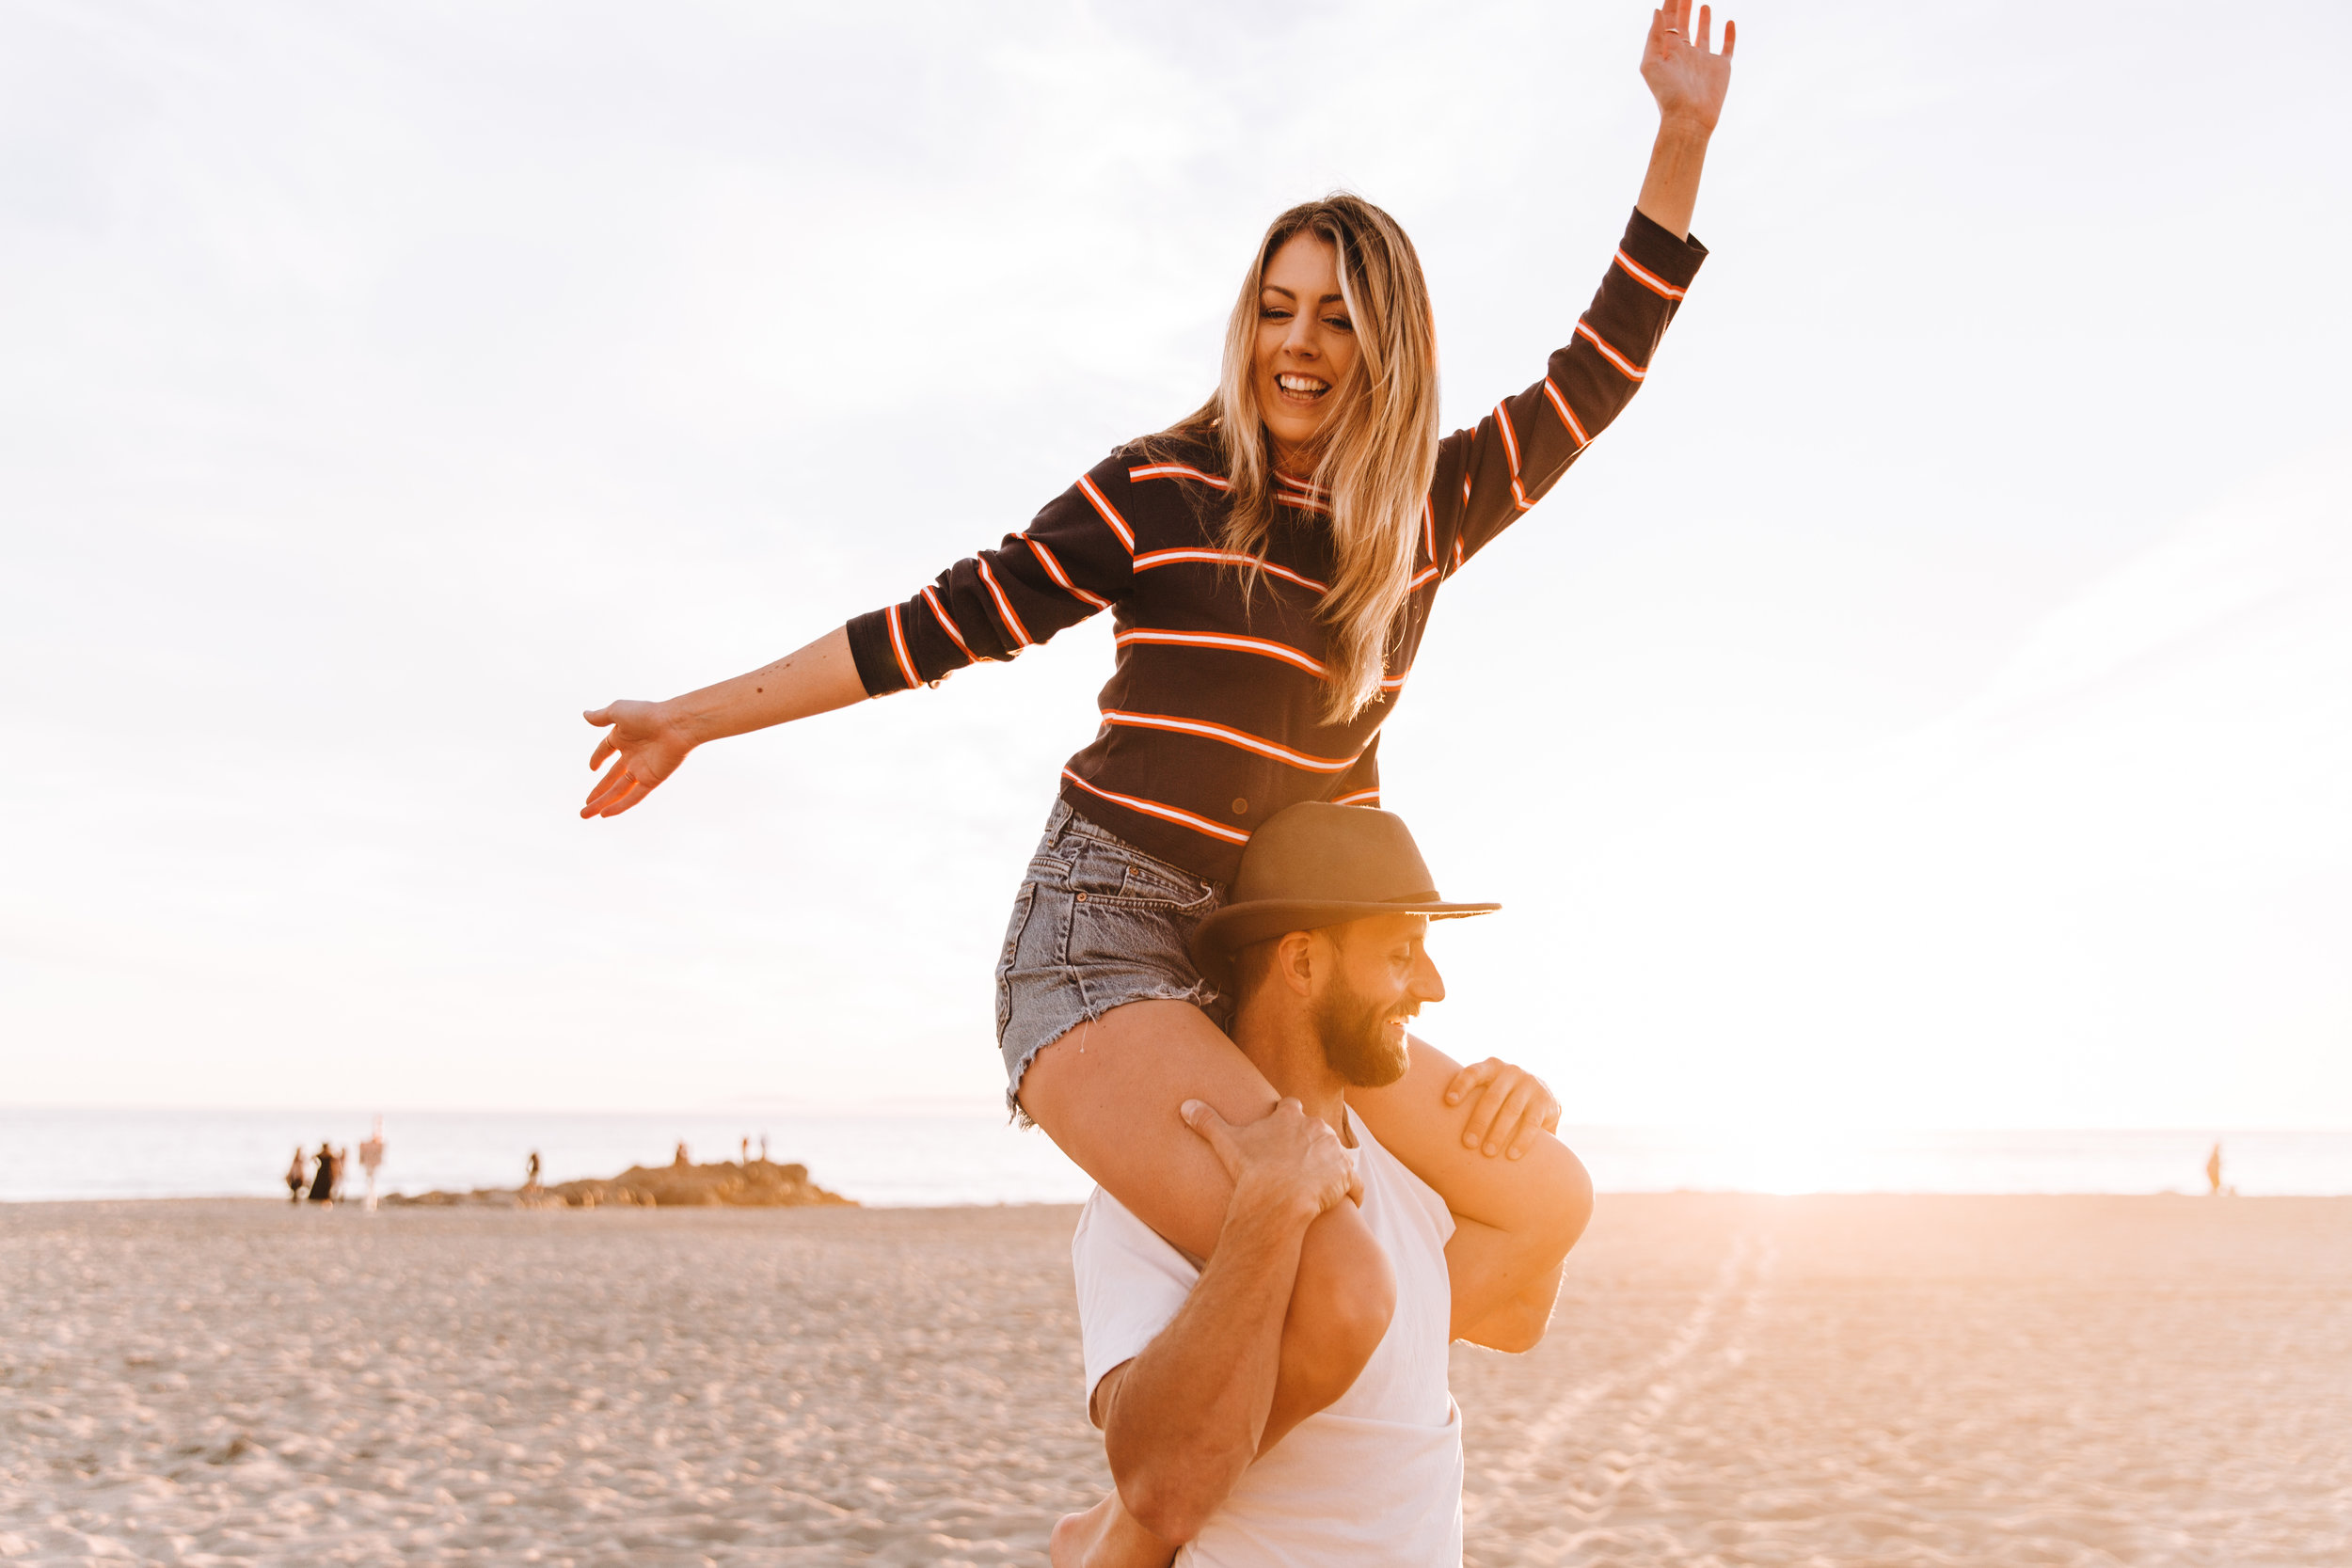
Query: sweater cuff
846 607 914 697
1622 206 1708 289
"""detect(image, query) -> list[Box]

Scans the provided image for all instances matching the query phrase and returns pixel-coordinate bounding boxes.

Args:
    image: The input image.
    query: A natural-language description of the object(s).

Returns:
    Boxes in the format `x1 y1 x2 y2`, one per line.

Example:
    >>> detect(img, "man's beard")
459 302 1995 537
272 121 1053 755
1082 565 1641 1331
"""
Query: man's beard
1311 984 1413 1089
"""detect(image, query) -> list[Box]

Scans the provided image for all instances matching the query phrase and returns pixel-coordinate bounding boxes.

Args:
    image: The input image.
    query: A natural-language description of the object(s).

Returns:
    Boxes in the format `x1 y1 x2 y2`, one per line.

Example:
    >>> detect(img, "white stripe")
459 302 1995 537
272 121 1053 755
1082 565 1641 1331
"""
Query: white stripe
1061 769 1251 845
1576 319 1645 379
1116 627 1327 677
1074 474 1136 551
1495 400 1523 473
1542 379 1590 446
1132 548 1327 594
975 557 1032 647
1102 709 1360 773
1613 247 1686 299
1128 463 1231 490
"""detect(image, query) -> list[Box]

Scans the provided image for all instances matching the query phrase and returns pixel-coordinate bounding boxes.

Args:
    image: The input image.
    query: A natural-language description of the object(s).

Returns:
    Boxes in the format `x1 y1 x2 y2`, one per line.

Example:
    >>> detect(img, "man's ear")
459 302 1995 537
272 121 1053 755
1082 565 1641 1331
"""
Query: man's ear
1277 929 1319 997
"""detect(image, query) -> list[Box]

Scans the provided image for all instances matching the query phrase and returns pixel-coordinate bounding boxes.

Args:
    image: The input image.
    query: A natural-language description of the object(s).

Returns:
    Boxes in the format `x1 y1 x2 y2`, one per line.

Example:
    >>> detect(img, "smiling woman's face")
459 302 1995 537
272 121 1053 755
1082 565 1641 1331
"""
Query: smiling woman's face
1253 230 1359 466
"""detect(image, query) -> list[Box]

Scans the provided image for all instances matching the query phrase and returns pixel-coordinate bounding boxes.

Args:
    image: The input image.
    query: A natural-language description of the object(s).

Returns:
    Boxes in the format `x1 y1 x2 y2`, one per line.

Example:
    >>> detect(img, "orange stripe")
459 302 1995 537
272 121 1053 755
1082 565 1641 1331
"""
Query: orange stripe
1496 401 1533 512
1117 627 1327 677
1542 378 1590 446
1102 709 1361 773
975 557 1033 647
1379 667 1410 691
1074 475 1136 552
1331 786 1382 807
1127 462 1322 509
1061 768 1251 845
1613 248 1686 300
1422 499 1436 565
919 586 979 662
1133 548 1327 594
1575 319 1646 380
1408 564 1438 592
1128 463 1230 491
1494 400 1523 474
884 604 919 689
1025 535 1110 610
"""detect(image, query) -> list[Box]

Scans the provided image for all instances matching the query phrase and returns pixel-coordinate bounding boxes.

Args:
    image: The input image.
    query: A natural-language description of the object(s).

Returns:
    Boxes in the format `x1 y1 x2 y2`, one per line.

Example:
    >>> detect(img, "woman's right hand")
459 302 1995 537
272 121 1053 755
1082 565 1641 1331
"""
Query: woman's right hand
580 700 694 818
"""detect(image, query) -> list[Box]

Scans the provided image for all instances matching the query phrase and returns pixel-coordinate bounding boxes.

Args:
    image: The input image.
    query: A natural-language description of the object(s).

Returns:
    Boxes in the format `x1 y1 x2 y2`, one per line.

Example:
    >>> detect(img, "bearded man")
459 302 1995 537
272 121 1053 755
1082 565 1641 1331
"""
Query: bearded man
1055 803 1593 1566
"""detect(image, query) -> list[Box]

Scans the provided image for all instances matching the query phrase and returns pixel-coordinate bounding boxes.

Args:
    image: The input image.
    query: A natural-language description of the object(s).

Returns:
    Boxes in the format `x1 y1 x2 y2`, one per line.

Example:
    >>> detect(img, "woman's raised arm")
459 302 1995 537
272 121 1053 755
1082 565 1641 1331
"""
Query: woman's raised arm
580 625 866 818
1634 0 1735 242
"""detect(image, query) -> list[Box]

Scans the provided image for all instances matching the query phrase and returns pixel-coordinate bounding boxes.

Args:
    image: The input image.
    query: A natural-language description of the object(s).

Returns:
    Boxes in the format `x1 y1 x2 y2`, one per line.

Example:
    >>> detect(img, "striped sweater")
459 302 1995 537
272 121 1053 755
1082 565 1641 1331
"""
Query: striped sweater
849 208 1707 883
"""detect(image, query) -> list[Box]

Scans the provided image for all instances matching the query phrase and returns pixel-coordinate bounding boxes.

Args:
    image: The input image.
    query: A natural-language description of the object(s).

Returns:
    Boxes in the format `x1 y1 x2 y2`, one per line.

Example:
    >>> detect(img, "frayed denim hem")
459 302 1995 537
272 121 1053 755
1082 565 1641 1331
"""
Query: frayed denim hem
1002 979 1224 1130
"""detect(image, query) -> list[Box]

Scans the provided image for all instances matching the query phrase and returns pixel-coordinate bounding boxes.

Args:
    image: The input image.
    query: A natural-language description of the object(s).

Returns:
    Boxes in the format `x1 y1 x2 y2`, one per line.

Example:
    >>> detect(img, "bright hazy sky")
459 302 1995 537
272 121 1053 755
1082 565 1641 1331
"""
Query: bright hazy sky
7 1 2348 1128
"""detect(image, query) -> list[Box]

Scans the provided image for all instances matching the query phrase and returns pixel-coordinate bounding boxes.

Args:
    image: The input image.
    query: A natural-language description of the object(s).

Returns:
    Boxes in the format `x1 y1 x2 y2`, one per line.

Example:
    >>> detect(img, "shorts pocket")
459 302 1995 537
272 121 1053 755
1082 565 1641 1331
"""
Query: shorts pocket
1069 839 1215 911
1116 857 1216 909
994 881 1040 1037
1024 853 1074 885
1065 893 1204 995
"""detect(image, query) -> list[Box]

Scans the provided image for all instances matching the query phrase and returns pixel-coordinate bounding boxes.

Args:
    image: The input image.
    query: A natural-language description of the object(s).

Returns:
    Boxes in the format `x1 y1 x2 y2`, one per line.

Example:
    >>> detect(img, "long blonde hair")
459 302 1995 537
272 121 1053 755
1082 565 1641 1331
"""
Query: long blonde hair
1162 195 1439 723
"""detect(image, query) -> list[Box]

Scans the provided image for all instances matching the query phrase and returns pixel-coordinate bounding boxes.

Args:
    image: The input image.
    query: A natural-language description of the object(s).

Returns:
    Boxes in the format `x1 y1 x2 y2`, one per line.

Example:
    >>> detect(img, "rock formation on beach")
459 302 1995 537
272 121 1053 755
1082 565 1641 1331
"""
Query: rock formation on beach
385 1157 853 1210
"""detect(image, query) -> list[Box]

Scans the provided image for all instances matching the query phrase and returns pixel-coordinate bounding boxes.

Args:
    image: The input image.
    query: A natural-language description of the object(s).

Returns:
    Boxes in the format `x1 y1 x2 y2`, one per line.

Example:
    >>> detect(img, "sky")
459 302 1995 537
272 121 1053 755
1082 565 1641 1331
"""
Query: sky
5 0 2348 1129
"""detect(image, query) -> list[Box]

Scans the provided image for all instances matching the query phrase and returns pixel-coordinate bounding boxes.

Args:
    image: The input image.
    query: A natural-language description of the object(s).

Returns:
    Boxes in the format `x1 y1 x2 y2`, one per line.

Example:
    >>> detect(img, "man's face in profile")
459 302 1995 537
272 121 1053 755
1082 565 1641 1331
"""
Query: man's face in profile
1311 913 1441 1088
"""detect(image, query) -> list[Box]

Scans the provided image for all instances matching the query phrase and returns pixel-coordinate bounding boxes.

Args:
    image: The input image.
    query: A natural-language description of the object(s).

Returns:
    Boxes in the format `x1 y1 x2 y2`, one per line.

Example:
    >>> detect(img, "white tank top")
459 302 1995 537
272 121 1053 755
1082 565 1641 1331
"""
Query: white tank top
1071 1106 1464 1565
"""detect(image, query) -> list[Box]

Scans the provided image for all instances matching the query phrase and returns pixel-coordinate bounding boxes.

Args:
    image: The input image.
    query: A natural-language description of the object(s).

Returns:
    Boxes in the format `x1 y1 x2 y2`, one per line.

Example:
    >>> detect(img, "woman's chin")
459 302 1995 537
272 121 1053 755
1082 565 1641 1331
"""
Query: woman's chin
1263 416 1327 461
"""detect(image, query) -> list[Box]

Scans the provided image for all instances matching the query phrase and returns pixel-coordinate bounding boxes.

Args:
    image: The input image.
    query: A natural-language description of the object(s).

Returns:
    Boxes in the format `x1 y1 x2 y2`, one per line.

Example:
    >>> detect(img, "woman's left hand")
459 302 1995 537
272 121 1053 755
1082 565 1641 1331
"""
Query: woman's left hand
1642 0 1735 134
1442 1057 1564 1160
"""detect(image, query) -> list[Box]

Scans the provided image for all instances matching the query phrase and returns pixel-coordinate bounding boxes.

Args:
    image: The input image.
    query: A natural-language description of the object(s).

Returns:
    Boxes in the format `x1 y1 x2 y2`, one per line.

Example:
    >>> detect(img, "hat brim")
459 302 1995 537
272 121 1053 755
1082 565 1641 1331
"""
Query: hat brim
1189 898 1500 982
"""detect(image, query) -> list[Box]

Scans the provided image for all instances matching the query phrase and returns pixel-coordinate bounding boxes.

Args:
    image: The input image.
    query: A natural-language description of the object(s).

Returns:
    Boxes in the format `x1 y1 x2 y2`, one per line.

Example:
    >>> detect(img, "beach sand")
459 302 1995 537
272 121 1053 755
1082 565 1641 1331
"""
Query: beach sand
3 1194 2345 1564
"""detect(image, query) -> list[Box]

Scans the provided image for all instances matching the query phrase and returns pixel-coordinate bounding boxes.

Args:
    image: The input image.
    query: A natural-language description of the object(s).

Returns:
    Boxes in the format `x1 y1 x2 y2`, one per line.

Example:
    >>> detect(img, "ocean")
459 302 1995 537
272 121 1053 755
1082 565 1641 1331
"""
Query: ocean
5 1108 2349 1204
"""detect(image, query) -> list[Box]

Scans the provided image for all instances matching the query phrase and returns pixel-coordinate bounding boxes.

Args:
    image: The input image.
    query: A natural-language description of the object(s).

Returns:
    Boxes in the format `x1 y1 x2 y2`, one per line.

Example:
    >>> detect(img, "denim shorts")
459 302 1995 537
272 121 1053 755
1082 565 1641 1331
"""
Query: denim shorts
995 799 1232 1119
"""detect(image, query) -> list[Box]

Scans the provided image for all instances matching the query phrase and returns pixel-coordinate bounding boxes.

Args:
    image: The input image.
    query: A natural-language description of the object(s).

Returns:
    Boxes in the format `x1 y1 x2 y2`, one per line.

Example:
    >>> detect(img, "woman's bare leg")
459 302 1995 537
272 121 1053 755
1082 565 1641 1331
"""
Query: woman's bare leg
1018 999 1397 1447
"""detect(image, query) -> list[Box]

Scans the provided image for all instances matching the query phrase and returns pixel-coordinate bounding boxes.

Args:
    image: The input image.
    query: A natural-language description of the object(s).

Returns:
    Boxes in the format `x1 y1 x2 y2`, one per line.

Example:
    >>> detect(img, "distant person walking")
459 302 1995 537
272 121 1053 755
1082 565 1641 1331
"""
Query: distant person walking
358 1118 387 1211
307 1142 338 1205
526 1150 543 1192
284 1147 307 1205
2206 1142 2224 1196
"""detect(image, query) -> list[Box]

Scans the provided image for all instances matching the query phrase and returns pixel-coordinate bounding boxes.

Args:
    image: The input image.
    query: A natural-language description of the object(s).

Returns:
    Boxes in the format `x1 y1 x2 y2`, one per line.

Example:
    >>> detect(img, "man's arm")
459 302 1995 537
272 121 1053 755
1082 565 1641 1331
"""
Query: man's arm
1094 1099 1359 1545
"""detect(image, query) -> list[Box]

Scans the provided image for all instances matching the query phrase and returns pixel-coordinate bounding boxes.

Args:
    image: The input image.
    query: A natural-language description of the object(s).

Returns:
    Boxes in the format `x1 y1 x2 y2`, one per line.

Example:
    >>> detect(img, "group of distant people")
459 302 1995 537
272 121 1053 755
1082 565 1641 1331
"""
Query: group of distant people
285 1117 387 1209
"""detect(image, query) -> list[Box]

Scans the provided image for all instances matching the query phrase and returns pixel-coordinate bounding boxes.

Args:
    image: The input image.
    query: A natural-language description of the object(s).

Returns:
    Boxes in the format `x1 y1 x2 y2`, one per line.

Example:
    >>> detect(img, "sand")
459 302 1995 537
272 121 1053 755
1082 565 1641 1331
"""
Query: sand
3 1194 2345 1565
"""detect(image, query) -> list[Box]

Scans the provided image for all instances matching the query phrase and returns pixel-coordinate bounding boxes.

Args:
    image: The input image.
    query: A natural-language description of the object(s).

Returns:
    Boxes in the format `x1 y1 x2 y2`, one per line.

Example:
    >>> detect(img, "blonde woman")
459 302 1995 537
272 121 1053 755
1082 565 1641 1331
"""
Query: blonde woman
585 0 1730 1533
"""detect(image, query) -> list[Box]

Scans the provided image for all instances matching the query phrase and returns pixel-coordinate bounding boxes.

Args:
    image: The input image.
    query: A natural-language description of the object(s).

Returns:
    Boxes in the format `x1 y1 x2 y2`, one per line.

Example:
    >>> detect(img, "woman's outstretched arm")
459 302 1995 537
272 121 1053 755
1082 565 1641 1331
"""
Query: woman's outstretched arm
583 446 1139 819
580 625 866 818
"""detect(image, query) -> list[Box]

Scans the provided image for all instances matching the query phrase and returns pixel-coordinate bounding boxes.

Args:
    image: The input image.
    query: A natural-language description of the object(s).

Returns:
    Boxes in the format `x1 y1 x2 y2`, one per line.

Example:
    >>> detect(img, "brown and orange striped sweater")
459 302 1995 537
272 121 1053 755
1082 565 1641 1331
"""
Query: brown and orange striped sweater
850 209 1706 883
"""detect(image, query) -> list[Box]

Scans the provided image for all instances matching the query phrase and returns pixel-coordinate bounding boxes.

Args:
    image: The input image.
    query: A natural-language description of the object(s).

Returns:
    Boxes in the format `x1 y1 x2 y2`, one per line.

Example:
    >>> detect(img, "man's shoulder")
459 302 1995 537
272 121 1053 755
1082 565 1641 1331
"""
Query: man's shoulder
1071 1187 1203 1415
1073 1188 1202 1290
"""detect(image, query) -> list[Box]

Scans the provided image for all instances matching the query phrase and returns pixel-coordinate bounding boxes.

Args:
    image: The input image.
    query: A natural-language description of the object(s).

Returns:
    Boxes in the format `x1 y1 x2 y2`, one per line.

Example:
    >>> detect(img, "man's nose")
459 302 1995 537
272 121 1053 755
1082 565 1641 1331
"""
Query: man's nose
1409 956 1445 1005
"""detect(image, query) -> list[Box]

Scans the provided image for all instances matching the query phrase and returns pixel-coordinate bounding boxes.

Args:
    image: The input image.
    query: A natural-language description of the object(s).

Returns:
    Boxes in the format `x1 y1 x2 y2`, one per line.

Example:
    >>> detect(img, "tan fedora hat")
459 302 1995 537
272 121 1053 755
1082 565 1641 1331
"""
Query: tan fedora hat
1188 802 1499 983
